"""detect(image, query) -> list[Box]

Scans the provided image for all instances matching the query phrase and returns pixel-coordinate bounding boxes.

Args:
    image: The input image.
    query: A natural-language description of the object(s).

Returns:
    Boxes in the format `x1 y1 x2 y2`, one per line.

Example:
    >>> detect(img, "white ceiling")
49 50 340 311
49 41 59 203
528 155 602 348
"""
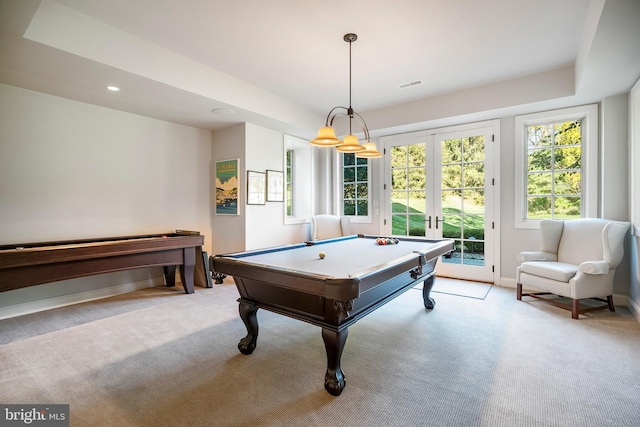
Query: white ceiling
1 0 639 139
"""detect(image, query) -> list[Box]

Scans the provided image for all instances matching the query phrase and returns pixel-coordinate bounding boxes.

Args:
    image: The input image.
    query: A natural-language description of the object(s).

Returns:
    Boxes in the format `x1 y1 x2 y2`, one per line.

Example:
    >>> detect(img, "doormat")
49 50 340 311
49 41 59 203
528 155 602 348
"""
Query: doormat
414 277 492 300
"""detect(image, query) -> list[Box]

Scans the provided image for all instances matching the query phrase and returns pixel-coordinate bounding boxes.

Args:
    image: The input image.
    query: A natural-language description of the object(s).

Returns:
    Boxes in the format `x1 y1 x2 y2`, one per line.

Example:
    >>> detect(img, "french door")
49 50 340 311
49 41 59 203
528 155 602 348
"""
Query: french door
381 124 496 283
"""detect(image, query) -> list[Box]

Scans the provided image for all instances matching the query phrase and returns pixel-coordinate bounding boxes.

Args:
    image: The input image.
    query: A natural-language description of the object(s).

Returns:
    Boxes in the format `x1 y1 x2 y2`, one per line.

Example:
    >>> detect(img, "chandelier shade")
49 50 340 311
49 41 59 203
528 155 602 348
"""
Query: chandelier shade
310 33 381 158
310 126 342 147
336 134 365 153
357 141 383 158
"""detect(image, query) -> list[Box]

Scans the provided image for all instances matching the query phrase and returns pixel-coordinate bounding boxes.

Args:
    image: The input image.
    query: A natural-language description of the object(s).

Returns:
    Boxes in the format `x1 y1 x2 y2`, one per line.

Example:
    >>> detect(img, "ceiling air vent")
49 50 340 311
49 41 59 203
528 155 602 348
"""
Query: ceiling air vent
399 80 423 89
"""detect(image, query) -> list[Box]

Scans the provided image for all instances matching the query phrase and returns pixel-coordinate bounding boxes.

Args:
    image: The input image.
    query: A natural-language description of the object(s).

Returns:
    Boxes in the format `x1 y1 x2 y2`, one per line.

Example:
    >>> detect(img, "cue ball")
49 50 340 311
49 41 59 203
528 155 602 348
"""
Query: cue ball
319 252 326 259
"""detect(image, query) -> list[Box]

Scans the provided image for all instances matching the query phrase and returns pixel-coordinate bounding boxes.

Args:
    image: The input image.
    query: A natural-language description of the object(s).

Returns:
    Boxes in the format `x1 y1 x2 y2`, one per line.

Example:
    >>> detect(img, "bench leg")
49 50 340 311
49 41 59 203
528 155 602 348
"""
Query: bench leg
572 299 579 319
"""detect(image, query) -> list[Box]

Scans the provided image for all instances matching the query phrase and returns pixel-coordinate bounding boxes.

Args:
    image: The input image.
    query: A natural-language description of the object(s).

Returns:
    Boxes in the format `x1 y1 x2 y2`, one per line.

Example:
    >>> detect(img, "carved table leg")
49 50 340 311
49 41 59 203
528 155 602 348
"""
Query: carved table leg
422 274 436 309
238 302 259 355
322 327 348 396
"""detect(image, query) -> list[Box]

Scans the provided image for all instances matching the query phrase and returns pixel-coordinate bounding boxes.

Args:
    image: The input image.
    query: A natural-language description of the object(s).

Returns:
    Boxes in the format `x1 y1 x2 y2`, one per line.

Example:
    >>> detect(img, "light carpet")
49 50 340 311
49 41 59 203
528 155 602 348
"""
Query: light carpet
1 279 640 427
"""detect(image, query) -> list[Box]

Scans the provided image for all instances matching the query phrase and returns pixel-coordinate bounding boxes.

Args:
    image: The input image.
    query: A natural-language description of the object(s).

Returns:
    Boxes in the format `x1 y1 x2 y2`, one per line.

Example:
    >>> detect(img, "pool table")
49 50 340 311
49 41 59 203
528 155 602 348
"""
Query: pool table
210 234 454 396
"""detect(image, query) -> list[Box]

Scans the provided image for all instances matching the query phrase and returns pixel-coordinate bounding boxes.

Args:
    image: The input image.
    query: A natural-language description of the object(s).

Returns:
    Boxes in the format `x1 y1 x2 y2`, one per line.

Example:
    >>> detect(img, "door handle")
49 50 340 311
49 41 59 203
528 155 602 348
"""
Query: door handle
435 216 445 229
426 216 432 229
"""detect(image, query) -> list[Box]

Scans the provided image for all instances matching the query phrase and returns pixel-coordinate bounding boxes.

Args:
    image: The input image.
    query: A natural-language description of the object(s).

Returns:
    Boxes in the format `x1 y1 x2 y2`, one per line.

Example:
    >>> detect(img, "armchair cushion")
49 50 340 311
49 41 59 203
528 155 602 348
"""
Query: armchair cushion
520 261 578 283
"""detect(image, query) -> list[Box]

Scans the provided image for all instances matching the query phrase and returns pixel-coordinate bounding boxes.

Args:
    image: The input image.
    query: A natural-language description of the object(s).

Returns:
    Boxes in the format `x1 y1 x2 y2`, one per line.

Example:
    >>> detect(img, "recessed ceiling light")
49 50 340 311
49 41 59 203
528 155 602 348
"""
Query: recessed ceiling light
212 108 235 116
106 86 120 92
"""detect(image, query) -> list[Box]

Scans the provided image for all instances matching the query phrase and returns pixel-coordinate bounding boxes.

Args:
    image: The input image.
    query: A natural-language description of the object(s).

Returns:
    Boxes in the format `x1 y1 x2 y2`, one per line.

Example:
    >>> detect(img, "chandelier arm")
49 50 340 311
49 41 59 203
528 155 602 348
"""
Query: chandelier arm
327 109 350 127
351 111 371 141
325 106 349 126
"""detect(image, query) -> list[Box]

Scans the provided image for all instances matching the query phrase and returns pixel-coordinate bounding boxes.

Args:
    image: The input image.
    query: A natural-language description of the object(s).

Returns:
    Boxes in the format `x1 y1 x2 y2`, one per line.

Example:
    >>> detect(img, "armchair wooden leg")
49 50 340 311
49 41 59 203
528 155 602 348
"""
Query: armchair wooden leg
607 295 615 312
572 299 579 319
517 283 522 300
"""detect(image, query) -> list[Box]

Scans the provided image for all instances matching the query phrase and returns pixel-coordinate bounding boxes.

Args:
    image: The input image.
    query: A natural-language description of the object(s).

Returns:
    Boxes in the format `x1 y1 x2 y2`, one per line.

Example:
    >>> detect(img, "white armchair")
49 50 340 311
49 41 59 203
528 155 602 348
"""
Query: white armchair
310 214 351 241
516 218 629 319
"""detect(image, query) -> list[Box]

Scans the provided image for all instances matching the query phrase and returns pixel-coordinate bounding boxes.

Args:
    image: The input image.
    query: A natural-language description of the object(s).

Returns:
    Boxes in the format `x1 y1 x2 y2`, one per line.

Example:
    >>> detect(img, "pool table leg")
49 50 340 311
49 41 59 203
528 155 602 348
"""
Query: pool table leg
238 301 259 355
422 274 436 309
322 327 348 396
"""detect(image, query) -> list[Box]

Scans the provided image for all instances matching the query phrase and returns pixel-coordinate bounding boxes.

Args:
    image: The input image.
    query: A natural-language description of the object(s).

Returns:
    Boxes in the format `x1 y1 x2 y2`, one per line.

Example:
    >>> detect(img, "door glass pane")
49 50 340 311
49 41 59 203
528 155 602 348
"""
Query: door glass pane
442 190 462 214
445 241 462 265
463 189 485 214
443 215 461 239
463 216 484 240
464 241 485 266
392 169 407 190
408 168 426 190
391 146 407 167
409 215 425 236
392 214 407 235
408 191 425 214
463 136 485 162
464 163 484 187
408 144 426 166
442 165 462 189
442 139 462 163
392 192 407 212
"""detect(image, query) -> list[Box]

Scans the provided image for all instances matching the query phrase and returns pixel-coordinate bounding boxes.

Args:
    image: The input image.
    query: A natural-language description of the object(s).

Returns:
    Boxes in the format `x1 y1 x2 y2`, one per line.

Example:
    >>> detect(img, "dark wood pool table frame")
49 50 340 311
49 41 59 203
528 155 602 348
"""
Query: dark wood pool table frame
0 232 207 294
211 234 454 396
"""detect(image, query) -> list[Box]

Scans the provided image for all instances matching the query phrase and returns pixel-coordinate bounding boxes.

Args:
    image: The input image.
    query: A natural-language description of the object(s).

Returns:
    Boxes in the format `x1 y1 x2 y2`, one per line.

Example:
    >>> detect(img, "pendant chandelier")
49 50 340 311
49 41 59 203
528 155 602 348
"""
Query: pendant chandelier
310 33 382 158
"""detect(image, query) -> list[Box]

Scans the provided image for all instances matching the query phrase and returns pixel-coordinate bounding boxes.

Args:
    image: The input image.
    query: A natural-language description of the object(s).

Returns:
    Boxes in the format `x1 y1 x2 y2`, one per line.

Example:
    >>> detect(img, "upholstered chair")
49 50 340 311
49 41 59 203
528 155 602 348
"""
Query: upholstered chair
516 218 629 319
310 214 352 241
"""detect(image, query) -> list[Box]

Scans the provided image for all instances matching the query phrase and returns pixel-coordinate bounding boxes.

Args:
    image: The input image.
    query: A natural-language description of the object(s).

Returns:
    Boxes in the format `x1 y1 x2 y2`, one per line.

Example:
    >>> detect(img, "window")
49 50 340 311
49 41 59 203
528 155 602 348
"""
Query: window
286 149 293 216
515 105 598 228
342 153 369 217
283 135 312 224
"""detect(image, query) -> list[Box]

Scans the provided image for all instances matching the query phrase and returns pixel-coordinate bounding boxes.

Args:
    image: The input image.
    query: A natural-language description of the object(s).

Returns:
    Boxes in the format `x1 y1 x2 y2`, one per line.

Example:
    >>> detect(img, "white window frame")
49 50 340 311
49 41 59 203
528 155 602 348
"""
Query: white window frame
514 104 598 229
336 152 372 224
283 135 313 225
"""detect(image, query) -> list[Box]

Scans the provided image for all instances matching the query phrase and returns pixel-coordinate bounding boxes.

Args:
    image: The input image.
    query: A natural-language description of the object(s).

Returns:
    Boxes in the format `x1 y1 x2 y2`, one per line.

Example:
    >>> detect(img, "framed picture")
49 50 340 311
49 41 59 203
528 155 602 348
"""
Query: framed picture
247 170 266 205
266 169 284 202
215 158 240 215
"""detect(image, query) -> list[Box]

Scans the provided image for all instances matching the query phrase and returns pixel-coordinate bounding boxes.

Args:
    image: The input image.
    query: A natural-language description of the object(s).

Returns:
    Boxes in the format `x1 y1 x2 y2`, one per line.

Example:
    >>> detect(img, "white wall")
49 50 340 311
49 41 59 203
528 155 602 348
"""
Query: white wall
0 84 212 315
210 123 309 254
601 94 629 221
245 123 307 250
210 123 246 255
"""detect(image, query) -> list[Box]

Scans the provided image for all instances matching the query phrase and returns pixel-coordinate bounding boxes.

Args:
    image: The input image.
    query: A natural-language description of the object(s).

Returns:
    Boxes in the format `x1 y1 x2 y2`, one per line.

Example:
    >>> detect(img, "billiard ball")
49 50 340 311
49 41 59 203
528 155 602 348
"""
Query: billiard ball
319 252 326 259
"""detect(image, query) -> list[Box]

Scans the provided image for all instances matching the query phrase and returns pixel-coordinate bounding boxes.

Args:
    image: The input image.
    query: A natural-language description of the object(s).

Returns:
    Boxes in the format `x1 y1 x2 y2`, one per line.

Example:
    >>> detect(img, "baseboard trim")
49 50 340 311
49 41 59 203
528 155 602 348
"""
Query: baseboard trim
627 296 640 323
0 278 163 320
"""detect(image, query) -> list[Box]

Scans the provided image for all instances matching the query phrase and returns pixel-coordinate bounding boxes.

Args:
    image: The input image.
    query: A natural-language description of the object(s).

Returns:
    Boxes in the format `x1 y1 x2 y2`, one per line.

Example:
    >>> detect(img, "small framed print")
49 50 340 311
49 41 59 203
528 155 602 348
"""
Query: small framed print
247 170 266 205
266 170 284 202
